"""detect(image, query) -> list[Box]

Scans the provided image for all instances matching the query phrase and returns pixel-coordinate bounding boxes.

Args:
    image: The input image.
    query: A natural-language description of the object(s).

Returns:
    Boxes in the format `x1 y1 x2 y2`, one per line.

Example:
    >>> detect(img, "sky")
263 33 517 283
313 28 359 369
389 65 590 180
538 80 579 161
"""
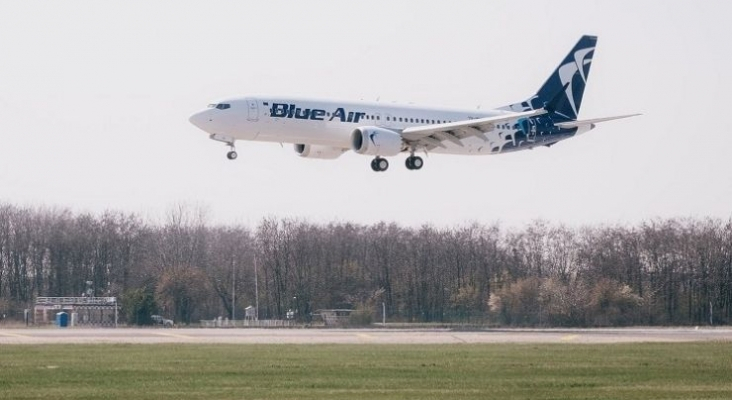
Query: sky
1 1 731 228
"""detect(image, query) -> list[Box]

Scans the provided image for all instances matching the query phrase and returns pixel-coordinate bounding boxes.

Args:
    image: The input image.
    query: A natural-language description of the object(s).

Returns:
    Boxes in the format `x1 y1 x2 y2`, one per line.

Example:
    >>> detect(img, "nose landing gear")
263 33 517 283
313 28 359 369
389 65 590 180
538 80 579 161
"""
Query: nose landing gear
223 140 237 160
208 134 238 161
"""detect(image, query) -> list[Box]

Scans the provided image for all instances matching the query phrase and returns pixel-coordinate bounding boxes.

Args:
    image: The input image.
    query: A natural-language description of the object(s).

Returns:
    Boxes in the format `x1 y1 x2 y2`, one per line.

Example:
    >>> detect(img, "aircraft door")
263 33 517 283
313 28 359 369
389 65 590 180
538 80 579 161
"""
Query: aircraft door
246 98 259 122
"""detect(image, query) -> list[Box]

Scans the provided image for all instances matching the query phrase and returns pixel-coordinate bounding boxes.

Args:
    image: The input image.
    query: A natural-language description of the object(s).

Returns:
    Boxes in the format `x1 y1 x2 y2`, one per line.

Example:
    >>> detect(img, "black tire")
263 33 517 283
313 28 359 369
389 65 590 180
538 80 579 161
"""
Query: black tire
371 158 379 171
411 156 423 170
405 157 414 170
227 151 238 160
377 158 389 172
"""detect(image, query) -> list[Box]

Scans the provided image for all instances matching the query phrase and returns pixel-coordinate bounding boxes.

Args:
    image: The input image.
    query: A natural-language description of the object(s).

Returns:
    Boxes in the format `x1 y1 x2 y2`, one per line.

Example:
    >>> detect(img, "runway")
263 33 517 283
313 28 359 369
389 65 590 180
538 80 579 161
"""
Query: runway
1 327 731 345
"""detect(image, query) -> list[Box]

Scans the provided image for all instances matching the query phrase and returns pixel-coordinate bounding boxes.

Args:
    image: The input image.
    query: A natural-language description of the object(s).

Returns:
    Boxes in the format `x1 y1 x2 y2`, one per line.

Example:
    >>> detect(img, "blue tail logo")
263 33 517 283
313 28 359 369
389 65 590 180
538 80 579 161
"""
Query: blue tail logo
501 35 597 122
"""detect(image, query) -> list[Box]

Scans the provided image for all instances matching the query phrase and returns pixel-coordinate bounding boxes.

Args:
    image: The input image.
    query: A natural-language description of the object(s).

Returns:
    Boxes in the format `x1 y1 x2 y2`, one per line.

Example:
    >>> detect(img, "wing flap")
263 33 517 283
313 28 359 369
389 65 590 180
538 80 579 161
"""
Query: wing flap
435 131 465 147
401 109 546 141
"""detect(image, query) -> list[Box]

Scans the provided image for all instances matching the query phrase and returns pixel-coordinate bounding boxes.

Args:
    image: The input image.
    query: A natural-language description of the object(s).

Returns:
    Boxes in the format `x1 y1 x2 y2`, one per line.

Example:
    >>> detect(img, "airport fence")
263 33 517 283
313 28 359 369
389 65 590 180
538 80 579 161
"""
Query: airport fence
199 319 295 328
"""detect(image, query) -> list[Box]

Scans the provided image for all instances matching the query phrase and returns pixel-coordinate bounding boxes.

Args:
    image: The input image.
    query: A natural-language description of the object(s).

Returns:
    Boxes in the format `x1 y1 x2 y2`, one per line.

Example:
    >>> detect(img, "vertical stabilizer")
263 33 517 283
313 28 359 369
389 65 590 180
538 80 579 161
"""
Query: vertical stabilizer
501 35 597 122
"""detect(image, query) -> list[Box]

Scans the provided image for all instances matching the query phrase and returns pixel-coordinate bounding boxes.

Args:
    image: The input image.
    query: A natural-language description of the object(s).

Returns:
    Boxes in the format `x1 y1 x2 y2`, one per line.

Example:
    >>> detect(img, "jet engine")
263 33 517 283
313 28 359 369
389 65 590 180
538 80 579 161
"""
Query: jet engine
351 127 403 156
293 144 347 159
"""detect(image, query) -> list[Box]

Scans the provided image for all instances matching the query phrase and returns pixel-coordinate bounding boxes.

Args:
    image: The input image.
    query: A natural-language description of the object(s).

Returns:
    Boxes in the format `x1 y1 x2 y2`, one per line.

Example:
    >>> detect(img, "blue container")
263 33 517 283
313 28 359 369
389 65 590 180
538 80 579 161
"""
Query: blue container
56 312 68 328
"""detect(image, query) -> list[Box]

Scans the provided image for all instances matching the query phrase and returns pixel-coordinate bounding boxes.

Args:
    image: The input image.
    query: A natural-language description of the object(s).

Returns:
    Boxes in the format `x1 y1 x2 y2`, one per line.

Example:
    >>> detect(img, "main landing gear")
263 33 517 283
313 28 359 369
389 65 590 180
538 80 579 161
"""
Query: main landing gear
405 155 423 170
370 155 424 172
371 157 389 172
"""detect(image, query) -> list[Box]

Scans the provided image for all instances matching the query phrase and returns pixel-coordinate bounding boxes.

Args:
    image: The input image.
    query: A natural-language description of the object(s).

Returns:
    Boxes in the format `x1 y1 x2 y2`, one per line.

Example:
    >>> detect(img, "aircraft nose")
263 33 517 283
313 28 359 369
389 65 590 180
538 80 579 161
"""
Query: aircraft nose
189 110 211 131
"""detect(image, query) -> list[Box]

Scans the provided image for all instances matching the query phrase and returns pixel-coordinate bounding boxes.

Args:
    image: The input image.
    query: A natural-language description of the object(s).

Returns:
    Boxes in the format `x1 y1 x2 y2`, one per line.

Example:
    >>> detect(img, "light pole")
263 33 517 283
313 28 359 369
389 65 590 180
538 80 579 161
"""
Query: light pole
254 256 259 321
232 257 236 321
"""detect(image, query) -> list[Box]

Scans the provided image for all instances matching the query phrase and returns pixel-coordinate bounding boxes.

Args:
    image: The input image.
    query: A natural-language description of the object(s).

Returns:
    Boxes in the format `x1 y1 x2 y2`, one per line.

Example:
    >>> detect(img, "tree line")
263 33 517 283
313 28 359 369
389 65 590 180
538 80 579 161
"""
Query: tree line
1 202 730 326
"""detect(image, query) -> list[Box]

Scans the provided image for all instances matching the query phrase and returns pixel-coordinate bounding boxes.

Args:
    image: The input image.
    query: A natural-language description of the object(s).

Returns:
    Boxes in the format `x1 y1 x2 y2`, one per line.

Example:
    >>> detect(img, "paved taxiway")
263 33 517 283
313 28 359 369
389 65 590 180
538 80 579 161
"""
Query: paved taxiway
1 327 731 345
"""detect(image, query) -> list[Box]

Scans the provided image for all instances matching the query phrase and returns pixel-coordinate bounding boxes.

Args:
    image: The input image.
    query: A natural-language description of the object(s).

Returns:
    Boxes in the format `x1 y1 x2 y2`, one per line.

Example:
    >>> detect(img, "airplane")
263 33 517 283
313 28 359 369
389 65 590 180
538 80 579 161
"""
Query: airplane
189 35 638 172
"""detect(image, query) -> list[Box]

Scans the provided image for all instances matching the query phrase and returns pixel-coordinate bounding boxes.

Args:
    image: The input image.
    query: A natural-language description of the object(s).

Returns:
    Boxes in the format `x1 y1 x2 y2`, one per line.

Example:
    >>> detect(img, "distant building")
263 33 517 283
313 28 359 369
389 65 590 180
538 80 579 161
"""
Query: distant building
34 297 118 327
244 306 256 320
314 309 353 327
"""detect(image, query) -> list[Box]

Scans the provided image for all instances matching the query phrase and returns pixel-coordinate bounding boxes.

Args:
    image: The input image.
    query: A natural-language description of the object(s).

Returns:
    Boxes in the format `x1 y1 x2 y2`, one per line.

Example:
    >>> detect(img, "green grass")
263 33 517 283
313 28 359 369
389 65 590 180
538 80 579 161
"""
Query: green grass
1 343 731 399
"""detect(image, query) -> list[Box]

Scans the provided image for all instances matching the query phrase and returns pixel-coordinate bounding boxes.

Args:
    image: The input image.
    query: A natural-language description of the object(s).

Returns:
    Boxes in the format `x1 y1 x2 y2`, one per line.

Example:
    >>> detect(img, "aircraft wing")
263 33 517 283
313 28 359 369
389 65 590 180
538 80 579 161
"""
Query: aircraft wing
555 114 641 129
400 109 546 149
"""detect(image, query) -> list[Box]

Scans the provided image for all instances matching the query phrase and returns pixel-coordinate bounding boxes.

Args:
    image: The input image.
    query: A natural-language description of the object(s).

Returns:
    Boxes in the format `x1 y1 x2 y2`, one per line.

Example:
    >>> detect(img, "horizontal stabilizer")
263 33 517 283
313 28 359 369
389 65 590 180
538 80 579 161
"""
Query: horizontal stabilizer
556 113 641 129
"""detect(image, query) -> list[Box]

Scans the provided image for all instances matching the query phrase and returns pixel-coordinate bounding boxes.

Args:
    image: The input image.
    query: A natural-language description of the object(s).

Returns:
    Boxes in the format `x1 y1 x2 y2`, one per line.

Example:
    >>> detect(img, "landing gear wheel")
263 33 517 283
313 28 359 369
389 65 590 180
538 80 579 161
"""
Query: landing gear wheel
227 150 238 160
371 157 389 172
411 156 423 170
406 156 423 170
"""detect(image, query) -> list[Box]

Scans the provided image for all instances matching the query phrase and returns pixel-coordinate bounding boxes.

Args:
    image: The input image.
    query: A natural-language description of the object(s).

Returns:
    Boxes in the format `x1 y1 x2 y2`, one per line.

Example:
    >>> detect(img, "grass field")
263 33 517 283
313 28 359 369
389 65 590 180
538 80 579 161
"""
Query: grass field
1 343 731 399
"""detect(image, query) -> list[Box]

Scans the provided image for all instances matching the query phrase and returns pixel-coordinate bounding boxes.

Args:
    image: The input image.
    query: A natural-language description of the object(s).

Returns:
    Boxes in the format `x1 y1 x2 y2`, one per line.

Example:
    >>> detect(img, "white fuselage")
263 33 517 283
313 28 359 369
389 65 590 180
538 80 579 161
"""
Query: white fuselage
189 96 541 156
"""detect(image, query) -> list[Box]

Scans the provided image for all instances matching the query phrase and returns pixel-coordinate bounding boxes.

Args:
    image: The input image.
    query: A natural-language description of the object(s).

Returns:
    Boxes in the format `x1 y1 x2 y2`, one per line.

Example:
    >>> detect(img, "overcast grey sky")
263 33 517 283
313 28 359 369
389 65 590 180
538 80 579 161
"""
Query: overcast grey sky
1 1 731 227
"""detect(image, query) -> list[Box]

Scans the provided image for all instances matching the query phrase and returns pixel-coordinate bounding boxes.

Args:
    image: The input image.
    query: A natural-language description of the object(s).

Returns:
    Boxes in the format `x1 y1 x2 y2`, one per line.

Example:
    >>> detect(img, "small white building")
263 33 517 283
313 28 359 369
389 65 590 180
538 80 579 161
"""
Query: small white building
34 297 118 327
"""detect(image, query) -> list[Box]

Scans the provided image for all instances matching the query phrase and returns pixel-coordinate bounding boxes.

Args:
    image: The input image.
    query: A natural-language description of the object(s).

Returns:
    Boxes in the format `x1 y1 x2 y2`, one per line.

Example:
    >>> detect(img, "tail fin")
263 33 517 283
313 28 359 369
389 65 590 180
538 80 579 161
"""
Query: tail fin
501 35 597 122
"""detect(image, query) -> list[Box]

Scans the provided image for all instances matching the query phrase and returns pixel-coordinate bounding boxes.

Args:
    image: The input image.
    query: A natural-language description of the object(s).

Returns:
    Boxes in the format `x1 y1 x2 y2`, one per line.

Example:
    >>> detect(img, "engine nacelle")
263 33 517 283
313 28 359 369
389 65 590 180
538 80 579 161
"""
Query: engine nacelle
293 144 347 159
350 126 403 156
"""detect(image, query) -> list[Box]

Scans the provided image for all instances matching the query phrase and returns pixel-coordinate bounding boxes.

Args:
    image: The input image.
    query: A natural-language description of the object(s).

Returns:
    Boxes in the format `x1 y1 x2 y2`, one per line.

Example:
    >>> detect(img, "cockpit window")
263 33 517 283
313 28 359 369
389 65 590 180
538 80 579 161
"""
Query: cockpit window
208 103 231 110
